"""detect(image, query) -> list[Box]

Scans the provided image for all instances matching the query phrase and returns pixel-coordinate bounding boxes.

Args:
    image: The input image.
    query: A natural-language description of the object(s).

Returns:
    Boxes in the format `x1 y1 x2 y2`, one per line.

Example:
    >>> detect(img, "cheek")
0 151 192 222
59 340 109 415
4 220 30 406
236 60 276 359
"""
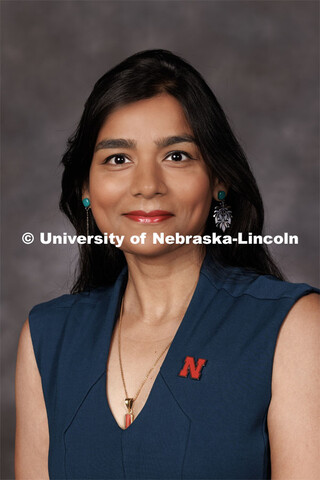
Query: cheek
180 174 212 211
89 171 123 207
182 176 212 232
87 171 126 234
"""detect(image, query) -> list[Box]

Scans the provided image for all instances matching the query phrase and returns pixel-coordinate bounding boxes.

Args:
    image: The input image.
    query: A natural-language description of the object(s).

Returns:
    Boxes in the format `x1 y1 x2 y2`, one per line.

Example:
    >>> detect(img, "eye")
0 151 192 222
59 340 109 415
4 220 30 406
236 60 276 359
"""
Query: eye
165 151 193 162
103 154 131 165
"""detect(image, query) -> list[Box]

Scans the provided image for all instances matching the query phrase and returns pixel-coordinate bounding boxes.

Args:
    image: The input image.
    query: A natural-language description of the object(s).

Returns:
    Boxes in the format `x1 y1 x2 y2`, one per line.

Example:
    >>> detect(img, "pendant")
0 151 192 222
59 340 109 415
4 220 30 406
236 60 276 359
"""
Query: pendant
213 200 232 232
124 398 134 429
125 412 134 428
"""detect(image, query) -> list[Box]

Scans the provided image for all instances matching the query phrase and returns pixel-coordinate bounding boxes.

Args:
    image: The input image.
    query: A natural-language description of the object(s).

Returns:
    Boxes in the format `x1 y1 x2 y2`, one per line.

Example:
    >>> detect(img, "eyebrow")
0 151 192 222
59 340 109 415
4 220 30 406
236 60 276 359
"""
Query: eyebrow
94 134 197 152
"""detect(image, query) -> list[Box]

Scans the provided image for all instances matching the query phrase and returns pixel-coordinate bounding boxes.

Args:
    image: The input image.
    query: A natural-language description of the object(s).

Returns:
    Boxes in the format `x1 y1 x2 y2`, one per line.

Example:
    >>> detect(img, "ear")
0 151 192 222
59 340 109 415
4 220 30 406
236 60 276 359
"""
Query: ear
82 181 90 202
212 177 229 201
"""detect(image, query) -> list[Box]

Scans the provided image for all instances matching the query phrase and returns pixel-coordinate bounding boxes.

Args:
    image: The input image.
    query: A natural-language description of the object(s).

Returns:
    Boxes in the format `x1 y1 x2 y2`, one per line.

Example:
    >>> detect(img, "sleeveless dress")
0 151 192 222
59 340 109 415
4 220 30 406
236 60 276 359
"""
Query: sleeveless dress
28 252 319 479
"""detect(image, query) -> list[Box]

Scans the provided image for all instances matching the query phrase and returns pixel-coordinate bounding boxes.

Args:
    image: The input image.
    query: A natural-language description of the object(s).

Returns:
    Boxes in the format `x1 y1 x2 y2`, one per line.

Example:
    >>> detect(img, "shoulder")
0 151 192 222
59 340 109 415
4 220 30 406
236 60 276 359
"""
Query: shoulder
202 257 319 302
16 318 46 395
28 288 103 337
29 287 108 312
28 286 112 326
16 318 37 374
267 292 319 477
282 291 320 327
27 286 114 372
16 318 50 476
272 292 319 381
271 292 319 390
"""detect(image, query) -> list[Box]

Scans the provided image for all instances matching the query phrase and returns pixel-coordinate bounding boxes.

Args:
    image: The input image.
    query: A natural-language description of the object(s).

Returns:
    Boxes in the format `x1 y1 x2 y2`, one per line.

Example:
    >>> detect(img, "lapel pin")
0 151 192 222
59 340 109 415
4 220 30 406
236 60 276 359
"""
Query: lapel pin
178 355 207 380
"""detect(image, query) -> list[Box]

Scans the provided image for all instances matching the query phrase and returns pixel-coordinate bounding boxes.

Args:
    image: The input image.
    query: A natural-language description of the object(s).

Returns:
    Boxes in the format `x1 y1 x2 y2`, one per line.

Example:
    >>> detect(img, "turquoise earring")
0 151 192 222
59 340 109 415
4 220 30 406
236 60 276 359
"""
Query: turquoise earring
213 191 232 232
82 198 91 236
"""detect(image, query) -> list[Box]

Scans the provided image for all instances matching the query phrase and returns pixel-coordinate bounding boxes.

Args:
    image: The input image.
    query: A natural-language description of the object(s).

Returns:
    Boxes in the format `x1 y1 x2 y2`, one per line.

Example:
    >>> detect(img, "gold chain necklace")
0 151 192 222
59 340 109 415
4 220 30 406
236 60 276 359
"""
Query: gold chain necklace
118 298 173 428
117 274 200 429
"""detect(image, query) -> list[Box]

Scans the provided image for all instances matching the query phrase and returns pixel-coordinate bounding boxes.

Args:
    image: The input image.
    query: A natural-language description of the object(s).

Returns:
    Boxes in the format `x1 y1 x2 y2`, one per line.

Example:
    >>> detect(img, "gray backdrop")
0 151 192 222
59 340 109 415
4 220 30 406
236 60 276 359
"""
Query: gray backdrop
1 0 319 477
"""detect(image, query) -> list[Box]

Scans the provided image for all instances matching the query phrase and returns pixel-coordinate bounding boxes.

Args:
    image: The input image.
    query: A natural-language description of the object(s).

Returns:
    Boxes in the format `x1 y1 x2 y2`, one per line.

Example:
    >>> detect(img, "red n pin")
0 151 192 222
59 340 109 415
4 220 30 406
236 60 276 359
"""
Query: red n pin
178 356 207 380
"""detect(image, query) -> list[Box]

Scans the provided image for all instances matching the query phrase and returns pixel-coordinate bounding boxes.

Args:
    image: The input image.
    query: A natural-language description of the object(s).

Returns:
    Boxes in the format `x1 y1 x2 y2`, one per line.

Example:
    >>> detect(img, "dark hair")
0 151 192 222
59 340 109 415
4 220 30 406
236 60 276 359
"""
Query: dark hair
59 49 284 293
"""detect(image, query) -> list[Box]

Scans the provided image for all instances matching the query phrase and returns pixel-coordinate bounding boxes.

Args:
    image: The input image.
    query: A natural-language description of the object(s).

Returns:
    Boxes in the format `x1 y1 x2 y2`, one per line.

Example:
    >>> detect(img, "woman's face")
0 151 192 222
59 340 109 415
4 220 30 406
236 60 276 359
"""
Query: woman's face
83 93 222 257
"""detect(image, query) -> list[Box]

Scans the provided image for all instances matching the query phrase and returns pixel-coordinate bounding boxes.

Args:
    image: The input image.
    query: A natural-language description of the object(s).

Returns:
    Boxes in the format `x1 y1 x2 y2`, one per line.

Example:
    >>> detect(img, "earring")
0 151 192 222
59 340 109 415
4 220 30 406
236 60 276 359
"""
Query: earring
213 191 232 232
82 198 91 236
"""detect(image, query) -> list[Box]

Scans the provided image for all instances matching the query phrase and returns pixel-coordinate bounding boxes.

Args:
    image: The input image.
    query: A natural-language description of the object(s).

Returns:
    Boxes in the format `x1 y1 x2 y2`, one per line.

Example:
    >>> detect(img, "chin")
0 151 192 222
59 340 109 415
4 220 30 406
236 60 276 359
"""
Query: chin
120 241 184 259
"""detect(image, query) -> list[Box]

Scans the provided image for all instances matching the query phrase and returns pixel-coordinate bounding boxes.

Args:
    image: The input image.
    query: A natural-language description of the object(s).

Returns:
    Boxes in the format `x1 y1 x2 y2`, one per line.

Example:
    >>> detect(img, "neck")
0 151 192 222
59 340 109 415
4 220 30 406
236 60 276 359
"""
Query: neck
122 246 206 327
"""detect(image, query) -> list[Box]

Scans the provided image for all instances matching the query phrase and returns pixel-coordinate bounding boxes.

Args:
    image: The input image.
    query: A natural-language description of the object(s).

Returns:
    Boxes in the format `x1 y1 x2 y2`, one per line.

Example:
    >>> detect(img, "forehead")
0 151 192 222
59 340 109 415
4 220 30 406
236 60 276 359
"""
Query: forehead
96 94 193 141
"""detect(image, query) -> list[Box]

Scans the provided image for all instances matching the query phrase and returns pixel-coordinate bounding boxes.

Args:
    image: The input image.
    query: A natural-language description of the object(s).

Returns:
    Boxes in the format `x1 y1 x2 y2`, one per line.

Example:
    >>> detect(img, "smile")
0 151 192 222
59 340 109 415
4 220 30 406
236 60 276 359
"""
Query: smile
123 210 174 224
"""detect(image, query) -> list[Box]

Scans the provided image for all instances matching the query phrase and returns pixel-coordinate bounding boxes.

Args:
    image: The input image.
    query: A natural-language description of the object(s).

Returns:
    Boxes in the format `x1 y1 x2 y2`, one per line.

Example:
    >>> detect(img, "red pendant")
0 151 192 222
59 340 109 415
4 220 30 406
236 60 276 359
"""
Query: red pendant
124 398 134 429
125 412 134 428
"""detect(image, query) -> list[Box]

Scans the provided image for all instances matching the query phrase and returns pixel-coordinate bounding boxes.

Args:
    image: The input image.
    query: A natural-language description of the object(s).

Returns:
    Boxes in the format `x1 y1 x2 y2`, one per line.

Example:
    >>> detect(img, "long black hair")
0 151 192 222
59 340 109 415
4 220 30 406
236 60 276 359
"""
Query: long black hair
59 49 284 293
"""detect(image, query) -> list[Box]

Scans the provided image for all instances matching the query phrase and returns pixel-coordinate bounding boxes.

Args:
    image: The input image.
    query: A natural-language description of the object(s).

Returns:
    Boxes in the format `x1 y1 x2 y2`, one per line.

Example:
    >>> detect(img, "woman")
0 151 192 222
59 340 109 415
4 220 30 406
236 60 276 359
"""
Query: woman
15 50 319 479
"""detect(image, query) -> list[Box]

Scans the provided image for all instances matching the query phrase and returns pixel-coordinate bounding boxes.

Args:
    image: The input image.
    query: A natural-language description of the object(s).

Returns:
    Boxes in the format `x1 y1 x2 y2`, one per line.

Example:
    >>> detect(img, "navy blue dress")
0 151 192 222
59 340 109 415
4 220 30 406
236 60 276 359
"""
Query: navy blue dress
28 253 319 479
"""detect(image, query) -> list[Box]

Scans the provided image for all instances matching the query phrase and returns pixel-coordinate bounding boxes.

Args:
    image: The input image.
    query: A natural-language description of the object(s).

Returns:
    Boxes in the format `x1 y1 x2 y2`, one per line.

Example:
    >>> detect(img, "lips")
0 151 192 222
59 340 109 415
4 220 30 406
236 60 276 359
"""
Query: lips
123 210 174 224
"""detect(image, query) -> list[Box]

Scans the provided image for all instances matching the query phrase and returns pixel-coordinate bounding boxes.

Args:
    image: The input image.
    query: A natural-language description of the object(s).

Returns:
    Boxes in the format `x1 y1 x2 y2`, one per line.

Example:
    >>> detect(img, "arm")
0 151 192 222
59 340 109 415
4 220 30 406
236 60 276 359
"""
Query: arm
15 318 50 479
268 293 320 479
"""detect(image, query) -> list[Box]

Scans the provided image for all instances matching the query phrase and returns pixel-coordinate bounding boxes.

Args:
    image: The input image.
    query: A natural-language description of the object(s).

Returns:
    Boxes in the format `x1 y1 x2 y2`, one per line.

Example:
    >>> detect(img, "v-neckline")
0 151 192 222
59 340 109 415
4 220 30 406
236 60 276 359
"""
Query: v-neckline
102 256 210 433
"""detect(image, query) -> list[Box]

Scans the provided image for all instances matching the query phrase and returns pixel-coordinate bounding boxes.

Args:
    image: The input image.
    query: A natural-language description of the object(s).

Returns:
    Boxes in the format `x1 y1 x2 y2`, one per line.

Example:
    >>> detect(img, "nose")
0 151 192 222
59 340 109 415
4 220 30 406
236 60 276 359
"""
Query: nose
130 158 167 199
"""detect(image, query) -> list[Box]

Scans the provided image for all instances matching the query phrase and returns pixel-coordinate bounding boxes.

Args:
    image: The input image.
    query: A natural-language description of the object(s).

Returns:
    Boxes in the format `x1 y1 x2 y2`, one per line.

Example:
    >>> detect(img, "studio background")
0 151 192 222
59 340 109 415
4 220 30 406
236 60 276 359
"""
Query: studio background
1 1 319 477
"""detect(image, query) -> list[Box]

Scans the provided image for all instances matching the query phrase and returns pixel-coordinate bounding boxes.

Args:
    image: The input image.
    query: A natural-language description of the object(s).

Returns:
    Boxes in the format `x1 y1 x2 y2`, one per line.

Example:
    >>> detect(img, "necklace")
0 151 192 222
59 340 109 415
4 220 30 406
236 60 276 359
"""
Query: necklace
118 299 173 428
117 273 200 429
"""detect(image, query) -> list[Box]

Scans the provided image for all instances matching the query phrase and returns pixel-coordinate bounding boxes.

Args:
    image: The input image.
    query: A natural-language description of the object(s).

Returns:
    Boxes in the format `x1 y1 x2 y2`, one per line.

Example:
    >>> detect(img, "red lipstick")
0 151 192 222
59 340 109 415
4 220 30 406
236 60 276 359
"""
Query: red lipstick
124 210 174 224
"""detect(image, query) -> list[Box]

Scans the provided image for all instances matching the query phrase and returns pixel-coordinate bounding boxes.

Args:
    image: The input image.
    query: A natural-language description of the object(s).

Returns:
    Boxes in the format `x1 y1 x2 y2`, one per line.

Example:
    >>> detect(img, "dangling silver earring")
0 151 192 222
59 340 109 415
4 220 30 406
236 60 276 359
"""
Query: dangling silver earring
213 191 232 232
82 198 91 236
